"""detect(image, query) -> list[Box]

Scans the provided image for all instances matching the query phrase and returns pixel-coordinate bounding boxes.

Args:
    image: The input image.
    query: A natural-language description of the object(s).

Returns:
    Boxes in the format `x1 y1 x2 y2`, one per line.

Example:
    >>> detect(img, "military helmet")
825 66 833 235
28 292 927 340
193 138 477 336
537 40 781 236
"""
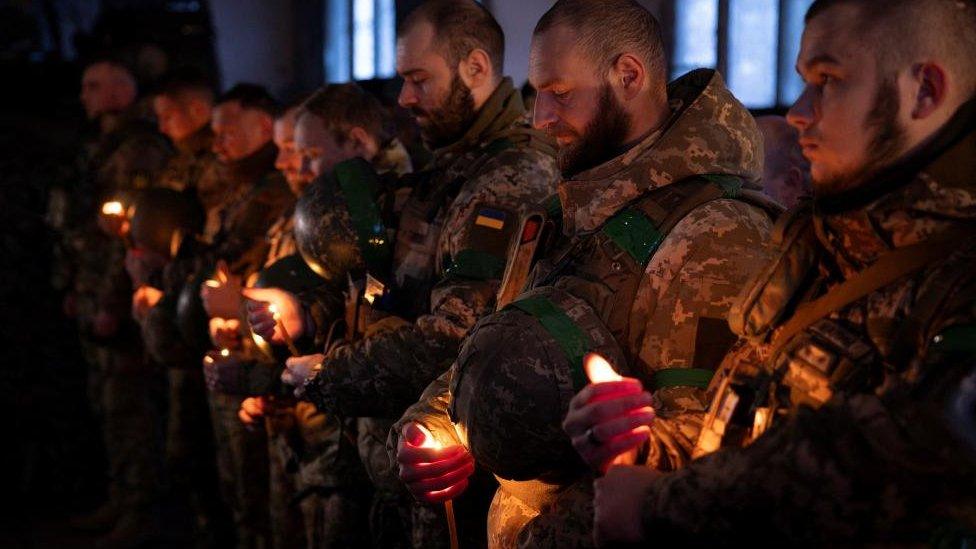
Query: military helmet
450 286 629 481
294 158 391 282
252 253 326 293
129 188 204 258
176 266 214 353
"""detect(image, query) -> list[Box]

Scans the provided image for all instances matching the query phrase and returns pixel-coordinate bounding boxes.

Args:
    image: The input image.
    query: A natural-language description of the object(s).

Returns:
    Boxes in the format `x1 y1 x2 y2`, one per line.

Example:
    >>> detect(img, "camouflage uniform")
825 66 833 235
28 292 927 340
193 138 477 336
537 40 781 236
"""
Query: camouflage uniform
300 78 558 548
156 124 228 241
632 100 976 545
206 141 295 548
139 126 231 541
393 69 779 547
64 111 172 532
261 139 414 549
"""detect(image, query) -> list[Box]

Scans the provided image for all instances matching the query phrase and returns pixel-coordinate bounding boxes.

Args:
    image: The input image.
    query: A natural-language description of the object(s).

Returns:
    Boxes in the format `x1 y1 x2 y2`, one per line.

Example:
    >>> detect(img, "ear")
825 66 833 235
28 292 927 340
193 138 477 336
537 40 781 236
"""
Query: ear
910 62 948 120
457 48 493 90
347 126 379 160
609 53 646 101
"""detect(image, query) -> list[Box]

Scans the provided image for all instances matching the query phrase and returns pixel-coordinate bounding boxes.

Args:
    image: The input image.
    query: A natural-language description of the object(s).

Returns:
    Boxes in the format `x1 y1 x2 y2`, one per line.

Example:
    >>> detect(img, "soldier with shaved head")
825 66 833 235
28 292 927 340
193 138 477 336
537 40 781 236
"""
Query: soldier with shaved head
587 0 976 544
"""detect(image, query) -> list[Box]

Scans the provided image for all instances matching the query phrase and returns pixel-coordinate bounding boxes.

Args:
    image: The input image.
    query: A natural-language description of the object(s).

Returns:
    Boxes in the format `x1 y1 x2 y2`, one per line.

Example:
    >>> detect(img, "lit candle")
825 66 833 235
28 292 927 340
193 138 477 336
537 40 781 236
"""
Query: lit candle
220 348 230 357
413 424 459 549
584 352 623 383
269 304 301 357
204 279 221 288
101 201 124 216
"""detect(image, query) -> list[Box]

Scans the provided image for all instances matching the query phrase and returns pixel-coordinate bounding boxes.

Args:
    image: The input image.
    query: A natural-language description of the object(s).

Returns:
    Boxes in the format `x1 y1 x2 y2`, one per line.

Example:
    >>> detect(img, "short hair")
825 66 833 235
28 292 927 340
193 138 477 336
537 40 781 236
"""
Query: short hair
154 66 215 105
83 56 138 89
215 83 280 117
534 0 667 84
806 0 976 93
298 83 389 144
399 0 505 75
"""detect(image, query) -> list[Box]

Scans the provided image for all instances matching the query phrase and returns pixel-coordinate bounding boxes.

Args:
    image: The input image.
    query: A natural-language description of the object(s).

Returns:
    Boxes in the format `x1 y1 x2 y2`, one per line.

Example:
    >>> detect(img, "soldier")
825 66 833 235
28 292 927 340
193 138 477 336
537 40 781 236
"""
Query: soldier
248 1 558 546
199 83 294 549
392 0 780 546
129 67 233 545
756 115 811 209
576 0 976 545
152 67 227 240
65 58 173 549
243 83 414 548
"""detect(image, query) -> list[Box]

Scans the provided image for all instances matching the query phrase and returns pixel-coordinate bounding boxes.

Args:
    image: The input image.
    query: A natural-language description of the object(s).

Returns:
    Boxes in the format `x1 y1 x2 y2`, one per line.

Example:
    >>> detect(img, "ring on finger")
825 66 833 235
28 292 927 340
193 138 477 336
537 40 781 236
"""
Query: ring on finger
586 427 602 446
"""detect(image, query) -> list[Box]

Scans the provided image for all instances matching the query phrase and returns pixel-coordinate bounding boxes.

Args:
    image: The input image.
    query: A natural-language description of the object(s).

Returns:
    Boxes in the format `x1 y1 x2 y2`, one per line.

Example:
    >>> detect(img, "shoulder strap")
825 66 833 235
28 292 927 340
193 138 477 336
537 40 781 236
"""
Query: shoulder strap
770 229 974 359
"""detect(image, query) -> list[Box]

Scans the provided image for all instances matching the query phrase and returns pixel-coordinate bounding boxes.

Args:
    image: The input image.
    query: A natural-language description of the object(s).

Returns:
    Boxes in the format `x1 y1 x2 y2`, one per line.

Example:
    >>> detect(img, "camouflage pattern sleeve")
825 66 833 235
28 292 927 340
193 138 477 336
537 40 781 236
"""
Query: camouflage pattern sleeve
214 175 295 272
631 199 775 471
637 297 976 544
387 368 462 461
141 295 198 368
304 149 557 418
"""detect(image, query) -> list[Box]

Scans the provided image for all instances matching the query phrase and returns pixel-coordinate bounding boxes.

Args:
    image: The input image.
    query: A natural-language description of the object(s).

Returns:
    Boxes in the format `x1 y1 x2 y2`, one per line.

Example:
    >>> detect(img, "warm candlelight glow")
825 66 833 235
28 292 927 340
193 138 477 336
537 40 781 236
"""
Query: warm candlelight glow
268 304 279 318
584 352 623 383
220 348 230 357
204 279 220 288
415 423 441 449
204 356 214 364
101 201 124 216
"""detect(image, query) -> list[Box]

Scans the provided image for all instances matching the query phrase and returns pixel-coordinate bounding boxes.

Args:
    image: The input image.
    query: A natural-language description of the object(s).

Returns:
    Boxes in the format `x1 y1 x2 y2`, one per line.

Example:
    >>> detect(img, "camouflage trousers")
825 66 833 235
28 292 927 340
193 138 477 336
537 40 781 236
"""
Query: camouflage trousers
267 403 371 548
488 477 595 549
167 368 230 536
413 470 494 549
85 342 162 515
208 391 271 548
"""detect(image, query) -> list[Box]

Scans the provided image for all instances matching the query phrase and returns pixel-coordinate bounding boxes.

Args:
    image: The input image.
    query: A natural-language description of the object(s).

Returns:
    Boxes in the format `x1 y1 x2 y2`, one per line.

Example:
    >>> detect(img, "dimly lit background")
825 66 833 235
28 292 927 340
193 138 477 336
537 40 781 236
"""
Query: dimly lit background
0 0 810 543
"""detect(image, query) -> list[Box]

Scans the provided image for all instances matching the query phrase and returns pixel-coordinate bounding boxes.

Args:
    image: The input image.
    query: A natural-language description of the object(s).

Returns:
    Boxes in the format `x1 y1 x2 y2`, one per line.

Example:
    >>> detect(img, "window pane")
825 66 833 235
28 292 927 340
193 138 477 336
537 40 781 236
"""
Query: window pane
324 0 350 82
376 0 396 77
779 0 814 105
727 0 779 108
353 0 376 80
672 0 718 79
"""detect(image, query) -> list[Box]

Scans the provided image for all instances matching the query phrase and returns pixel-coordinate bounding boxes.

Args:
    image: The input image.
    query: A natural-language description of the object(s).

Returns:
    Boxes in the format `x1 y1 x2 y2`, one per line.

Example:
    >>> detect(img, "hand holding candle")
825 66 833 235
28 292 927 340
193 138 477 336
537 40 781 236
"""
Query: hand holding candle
563 352 655 474
99 200 130 239
398 423 469 549
242 287 303 344
199 261 243 318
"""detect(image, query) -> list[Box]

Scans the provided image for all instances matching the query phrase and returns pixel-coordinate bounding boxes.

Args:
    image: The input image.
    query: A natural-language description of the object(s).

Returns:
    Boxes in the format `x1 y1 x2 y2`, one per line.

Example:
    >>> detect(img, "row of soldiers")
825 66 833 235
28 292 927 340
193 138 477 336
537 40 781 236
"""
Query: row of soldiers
51 0 975 547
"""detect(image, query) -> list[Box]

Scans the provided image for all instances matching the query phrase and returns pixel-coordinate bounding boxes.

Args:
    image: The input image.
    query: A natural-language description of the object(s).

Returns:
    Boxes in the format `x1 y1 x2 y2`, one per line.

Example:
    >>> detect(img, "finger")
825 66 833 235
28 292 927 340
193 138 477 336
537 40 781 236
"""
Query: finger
571 379 644 410
407 460 475 495
397 441 467 465
419 479 469 504
573 427 650 468
399 450 474 483
589 407 656 442
401 423 428 448
564 392 653 435
238 408 255 425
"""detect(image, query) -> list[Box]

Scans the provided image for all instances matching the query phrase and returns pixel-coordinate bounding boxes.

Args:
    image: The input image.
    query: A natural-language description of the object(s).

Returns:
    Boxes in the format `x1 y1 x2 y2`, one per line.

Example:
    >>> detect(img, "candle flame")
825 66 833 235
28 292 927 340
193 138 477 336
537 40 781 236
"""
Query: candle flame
204 356 214 364
584 352 622 384
101 201 124 216
415 423 441 449
220 348 230 357
204 280 221 288
268 304 279 318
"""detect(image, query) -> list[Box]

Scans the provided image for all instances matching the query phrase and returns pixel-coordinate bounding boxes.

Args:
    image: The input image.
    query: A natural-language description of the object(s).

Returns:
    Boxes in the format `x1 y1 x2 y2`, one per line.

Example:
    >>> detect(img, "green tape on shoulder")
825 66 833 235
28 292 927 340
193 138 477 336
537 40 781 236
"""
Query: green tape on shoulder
602 208 664 267
701 174 743 198
932 324 976 354
543 194 562 219
651 368 714 390
445 249 506 280
508 296 590 391
334 158 391 272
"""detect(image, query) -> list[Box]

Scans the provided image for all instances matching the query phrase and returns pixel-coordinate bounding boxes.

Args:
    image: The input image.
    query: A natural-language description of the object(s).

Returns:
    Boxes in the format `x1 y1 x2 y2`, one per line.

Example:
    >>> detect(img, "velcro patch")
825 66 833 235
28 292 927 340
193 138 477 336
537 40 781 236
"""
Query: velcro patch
475 207 507 230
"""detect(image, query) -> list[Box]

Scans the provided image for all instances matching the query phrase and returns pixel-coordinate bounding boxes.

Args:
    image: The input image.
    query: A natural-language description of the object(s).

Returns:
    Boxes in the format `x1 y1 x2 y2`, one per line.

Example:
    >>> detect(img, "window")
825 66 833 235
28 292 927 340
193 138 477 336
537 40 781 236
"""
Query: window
324 0 396 83
672 0 814 108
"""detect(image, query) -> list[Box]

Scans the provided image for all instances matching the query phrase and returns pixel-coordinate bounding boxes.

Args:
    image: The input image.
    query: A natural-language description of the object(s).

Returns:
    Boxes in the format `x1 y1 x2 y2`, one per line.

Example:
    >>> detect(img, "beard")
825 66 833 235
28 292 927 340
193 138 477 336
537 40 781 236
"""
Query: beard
816 76 907 195
555 83 632 178
413 73 478 149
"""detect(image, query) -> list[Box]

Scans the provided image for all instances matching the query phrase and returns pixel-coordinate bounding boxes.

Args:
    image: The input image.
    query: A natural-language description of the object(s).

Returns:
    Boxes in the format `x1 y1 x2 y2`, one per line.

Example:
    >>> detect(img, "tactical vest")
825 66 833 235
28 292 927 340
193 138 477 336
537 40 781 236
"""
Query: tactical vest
392 134 547 321
510 174 782 393
695 211 976 456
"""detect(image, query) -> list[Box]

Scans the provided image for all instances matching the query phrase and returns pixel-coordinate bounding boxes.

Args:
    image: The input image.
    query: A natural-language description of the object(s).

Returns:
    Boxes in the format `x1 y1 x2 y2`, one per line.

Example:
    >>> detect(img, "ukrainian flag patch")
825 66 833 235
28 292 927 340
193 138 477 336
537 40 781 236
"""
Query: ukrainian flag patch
475 207 506 230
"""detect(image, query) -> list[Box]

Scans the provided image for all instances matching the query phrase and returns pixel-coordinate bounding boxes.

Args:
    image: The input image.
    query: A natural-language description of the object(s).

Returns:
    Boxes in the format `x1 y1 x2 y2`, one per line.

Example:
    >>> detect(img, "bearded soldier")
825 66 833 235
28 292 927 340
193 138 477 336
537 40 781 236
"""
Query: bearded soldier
248 1 558 546
574 0 976 545
392 1 781 546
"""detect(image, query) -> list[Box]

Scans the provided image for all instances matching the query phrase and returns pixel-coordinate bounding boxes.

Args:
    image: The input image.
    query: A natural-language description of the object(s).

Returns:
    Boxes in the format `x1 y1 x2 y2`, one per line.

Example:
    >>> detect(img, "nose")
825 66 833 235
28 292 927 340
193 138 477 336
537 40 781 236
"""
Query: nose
786 86 816 132
398 82 417 109
532 92 557 132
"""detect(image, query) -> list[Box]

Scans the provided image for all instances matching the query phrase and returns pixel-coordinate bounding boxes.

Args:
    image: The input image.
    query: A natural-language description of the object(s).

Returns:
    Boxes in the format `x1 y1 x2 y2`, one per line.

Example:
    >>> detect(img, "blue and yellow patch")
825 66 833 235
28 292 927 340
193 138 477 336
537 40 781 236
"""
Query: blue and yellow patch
475 208 506 230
